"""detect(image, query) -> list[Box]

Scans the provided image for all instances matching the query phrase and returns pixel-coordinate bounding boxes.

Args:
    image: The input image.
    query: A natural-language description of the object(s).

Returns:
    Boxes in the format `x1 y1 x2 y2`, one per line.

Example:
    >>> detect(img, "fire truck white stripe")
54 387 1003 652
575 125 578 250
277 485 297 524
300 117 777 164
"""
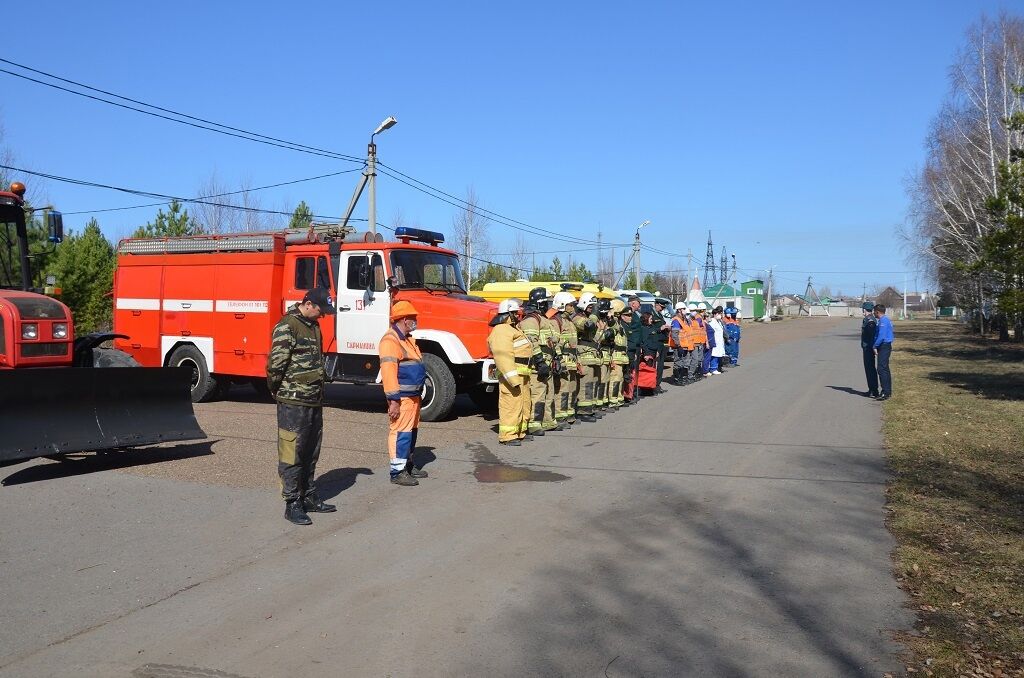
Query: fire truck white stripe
216 300 269 313
163 299 214 312
116 298 161 311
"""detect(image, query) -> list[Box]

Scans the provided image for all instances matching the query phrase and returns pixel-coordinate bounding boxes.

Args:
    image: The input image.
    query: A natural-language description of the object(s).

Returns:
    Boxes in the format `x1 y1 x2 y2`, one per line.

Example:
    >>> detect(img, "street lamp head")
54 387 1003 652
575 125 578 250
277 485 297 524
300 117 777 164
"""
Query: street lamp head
638 220 651 230
373 116 398 136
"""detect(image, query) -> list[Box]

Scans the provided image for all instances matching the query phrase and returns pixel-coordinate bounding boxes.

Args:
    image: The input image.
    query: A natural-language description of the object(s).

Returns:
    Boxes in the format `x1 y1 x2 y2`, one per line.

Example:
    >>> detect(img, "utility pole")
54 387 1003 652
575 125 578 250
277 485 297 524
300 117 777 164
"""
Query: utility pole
763 267 774 322
901 274 909 321
633 220 650 289
466 233 473 289
862 282 866 303
339 116 396 236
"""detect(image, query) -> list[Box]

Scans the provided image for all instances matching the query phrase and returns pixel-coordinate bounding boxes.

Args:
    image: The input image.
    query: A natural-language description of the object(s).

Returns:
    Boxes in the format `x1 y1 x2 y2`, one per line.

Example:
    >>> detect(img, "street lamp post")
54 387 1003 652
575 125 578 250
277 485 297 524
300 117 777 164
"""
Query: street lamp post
339 116 397 234
633 220 650 290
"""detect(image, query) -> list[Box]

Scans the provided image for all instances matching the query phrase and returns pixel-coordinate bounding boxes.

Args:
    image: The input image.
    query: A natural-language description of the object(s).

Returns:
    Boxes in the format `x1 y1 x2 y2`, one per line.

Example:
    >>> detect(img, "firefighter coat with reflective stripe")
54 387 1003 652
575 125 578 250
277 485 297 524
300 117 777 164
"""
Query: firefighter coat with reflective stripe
488 321 533 387
552 312 578 370
267 304 325 407
611 320 629 363
520 313 553 370
570 310 601 365
379 325 425 401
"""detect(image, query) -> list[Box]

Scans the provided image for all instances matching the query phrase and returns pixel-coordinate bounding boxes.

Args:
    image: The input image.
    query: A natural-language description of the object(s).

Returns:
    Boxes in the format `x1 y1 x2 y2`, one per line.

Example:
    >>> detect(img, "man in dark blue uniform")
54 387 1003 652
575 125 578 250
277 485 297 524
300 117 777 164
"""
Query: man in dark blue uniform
860 301 879 398
873 304 895 400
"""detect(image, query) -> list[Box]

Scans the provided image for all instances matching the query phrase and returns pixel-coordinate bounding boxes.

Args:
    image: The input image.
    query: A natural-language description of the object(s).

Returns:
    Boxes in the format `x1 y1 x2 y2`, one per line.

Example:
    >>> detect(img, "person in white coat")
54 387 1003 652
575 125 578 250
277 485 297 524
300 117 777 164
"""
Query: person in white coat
707 306 727 375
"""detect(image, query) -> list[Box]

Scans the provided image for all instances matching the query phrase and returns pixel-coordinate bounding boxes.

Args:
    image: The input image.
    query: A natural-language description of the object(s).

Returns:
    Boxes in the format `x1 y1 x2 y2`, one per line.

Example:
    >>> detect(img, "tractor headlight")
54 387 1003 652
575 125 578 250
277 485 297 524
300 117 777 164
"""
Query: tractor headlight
22 323 38 339
53 323 68 339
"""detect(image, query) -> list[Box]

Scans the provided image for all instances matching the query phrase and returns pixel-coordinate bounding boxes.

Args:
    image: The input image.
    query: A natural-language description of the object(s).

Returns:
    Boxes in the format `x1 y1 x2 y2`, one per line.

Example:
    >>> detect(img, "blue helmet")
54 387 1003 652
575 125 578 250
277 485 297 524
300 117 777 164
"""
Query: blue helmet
725 306 738 316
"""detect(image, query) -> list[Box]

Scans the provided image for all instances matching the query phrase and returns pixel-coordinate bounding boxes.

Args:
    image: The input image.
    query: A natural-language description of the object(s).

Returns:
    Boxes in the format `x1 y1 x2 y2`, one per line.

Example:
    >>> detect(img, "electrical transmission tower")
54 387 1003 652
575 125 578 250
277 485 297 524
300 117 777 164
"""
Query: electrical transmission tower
719 246 728 285
702 231 716 288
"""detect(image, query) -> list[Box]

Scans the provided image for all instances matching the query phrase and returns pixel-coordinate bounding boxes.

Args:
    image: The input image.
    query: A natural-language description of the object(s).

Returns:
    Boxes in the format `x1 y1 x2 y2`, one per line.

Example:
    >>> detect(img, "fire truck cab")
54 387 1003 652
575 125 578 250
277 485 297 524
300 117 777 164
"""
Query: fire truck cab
113 226 499 421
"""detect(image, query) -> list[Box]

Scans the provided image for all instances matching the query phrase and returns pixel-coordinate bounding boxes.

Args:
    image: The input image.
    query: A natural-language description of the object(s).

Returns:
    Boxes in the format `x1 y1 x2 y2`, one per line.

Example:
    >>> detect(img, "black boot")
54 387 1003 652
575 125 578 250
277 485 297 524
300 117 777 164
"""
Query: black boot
285 500 312 525
303 492 337 513
390 470 419 486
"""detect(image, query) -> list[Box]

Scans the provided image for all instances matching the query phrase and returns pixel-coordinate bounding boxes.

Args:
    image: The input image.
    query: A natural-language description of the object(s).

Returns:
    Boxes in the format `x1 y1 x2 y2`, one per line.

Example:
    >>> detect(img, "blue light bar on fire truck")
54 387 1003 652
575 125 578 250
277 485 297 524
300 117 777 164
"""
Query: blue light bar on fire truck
394 227 444 245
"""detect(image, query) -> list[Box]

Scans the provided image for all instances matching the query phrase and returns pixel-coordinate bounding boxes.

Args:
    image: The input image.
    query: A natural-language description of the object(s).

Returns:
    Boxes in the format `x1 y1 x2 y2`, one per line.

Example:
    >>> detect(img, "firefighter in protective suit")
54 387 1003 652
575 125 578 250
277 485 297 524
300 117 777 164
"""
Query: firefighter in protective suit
596 298 615 410
608 298 629 407
571 293 603 419
551 291 581 426
520 288 556 434
487 299 533 446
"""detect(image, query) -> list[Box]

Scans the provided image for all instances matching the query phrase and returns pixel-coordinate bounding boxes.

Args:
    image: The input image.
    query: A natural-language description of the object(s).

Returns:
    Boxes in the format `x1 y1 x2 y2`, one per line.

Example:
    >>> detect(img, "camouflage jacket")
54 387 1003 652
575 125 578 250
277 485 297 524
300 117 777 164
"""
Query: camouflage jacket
266 304 325 407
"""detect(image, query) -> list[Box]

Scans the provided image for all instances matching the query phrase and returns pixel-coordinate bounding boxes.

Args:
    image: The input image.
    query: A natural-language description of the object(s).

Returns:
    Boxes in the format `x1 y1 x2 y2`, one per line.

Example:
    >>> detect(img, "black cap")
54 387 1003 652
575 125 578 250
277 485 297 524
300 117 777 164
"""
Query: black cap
303 287 337 315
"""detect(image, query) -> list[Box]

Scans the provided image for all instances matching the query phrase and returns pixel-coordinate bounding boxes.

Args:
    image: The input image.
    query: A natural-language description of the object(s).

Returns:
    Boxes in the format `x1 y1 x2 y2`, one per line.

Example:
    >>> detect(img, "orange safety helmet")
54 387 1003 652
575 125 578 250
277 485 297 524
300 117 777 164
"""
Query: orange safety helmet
390 300 419 321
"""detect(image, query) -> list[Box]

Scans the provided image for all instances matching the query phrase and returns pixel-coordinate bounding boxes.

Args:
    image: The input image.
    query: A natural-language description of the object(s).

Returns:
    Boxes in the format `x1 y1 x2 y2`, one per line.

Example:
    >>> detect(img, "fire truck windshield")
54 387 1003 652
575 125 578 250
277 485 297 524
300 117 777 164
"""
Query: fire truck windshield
390 249 466 293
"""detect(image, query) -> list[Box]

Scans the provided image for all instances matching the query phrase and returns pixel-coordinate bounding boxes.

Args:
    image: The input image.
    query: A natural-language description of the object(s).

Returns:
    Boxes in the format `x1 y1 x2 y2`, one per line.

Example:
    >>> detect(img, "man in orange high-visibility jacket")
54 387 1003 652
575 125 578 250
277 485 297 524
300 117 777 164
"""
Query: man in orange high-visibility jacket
379 300 428 487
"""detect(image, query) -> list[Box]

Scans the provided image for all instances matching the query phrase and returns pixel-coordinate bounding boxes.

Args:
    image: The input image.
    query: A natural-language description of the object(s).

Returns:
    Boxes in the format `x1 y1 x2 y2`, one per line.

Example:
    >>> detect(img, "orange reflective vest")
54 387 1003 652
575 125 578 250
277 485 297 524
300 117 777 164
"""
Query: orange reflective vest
379 325 425 401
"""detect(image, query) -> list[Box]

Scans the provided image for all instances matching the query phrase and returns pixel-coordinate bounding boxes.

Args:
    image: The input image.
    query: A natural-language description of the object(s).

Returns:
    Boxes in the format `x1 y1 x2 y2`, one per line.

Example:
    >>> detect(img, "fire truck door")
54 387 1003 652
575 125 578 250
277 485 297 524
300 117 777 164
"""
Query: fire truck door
335 251 388 356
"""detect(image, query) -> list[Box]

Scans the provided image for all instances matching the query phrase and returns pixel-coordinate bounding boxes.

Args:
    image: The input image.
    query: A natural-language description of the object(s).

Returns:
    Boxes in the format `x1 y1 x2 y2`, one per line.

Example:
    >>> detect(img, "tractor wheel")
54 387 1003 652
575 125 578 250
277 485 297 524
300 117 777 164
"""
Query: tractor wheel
418 353 456 422
167 345 220 403
90 347 140 367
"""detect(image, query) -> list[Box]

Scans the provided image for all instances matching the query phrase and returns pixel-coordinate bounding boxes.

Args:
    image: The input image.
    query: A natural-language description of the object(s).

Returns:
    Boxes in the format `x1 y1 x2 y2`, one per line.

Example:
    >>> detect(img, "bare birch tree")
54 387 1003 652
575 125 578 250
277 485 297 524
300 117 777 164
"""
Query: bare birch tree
450 186 490 288
905 14 1024 331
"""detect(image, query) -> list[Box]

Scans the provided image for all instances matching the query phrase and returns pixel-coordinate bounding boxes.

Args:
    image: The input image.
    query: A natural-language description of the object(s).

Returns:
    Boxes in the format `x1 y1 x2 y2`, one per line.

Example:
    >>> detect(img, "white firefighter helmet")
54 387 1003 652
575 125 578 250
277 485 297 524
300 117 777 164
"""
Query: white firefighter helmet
551 291 576 312
498 298 522 314
578 292 597 309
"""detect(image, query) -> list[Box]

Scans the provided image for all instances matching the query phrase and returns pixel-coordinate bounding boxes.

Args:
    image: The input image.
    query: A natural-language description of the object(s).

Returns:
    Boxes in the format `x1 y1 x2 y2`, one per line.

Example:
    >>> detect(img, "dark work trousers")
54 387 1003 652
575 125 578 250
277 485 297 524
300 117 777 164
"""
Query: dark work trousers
876 342 892 396
277 403 324 502
862 347 879 395
655 343 668 388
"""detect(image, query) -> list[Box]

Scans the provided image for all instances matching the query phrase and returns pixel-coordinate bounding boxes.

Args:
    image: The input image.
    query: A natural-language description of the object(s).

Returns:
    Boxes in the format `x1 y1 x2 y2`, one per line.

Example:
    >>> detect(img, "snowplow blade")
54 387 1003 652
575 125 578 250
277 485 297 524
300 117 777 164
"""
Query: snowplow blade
0 367 207 464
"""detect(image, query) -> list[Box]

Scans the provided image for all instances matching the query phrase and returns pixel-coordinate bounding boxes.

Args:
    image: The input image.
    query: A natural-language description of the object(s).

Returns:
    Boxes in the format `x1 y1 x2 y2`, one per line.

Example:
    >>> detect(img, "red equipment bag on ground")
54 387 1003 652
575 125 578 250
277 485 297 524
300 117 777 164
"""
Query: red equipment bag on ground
624 362 637 400
637 355 657 390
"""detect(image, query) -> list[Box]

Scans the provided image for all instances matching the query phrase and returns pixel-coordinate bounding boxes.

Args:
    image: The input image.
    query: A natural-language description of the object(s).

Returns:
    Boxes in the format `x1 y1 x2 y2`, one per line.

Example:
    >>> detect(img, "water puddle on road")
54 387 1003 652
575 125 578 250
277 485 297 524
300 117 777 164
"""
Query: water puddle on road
469 444 570 483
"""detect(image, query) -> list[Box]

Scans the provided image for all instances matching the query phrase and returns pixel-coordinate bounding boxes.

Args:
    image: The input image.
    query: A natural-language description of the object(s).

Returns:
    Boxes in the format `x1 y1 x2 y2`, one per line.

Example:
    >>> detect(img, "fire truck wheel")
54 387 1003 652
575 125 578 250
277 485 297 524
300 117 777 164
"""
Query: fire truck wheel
168 344 220 403
418 353 456 422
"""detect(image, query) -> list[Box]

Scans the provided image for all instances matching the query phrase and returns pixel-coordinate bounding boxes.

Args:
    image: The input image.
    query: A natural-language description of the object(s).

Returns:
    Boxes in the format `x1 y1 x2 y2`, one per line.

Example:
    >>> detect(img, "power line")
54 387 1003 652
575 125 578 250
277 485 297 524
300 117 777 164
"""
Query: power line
376 166 622 248
61 167 364 215
1 163 363 222
0 59 364 163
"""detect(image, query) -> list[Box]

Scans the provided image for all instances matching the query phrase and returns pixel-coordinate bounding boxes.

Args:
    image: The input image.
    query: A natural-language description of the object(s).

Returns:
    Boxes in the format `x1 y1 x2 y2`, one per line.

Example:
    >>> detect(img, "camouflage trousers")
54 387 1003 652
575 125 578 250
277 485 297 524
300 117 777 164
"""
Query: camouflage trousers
277 403 323 502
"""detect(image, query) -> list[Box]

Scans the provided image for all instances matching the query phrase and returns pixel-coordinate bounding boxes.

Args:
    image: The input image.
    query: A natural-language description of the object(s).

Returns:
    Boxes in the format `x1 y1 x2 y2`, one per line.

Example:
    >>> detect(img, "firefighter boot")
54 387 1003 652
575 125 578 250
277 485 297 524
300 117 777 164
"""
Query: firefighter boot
285 500 312 526
303 492 337 513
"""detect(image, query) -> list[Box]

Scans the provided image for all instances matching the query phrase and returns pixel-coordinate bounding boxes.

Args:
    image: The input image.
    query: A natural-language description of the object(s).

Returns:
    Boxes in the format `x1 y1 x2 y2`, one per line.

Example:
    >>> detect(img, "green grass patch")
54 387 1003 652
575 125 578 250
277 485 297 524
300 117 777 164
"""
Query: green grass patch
884 320 1024 677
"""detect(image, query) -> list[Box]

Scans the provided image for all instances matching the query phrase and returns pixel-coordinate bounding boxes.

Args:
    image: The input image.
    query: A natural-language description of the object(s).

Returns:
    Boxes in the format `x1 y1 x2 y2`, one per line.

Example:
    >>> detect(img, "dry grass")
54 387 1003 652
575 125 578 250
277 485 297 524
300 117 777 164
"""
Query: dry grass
883 320 1024 677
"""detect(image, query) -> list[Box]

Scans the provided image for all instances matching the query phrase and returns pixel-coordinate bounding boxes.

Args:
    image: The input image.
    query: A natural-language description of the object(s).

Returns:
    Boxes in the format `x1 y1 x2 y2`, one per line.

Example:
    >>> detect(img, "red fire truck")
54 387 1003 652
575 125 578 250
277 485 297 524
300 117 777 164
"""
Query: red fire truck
113 226 499 421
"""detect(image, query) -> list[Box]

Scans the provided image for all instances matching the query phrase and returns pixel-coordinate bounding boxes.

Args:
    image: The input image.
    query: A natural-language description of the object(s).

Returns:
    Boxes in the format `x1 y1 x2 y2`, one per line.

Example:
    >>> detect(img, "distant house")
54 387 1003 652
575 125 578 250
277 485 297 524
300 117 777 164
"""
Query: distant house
874 286 904 311
873 288 937 317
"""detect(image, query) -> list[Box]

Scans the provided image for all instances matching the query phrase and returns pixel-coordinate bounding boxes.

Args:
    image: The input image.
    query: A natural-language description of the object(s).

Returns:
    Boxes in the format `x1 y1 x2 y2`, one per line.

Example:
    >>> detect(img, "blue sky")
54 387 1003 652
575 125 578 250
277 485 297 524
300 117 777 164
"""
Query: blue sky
3 0 1019 294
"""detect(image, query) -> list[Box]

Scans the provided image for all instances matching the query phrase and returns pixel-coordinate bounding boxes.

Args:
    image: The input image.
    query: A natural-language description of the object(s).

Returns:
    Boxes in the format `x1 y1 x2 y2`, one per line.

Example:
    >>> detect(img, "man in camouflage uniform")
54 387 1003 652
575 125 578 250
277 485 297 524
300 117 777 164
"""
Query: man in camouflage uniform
267 287 337 526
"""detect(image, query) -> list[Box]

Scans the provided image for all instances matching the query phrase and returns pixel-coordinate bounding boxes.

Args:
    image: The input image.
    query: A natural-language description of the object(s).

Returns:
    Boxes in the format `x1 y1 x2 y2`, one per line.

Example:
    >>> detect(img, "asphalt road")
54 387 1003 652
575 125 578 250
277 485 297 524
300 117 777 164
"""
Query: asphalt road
0 319 912 677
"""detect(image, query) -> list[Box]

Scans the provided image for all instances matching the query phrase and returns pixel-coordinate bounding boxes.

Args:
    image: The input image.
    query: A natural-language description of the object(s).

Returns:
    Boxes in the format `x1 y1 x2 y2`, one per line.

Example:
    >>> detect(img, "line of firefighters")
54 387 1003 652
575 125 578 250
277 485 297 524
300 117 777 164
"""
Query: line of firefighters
486 287 742 445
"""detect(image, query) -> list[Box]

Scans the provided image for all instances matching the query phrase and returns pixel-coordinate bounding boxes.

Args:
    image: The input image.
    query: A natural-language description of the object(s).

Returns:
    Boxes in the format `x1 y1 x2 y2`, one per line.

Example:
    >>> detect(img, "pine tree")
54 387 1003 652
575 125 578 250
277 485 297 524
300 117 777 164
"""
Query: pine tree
49 218 116 333
288 201 314 230
133 200 202 238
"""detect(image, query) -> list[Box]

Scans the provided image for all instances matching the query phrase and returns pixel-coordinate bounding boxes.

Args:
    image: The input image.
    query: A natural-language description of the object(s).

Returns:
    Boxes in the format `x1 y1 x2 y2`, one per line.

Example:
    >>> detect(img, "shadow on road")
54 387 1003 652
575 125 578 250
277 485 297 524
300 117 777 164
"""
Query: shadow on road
1 441 215 486
316 467 374 501
825 385 873 397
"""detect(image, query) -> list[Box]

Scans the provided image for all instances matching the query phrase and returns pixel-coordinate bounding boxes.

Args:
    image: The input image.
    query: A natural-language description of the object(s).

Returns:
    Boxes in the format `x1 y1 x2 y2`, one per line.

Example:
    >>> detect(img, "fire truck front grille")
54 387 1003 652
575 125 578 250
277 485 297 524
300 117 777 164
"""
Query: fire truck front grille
21 342 69 358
